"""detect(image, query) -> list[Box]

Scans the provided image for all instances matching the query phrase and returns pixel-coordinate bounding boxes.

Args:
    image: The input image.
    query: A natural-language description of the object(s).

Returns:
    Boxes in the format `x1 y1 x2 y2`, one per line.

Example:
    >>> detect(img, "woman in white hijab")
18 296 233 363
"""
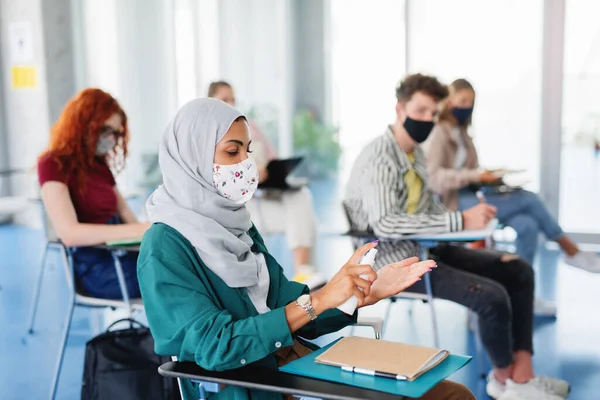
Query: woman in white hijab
137 98 473 400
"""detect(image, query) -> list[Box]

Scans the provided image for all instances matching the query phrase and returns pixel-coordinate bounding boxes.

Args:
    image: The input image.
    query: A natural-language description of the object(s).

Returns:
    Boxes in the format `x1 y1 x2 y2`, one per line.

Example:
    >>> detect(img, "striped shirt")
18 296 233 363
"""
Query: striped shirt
344 127 464 268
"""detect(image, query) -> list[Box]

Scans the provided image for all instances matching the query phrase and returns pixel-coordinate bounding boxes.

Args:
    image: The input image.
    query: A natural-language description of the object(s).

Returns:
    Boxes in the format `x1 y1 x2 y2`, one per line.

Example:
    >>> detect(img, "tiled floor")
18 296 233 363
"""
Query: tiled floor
1 181 599 399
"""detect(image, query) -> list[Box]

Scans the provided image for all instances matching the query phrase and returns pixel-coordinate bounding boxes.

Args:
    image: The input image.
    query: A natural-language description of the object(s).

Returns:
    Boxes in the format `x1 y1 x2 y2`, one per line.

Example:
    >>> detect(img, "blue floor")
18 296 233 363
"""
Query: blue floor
2 181 600 399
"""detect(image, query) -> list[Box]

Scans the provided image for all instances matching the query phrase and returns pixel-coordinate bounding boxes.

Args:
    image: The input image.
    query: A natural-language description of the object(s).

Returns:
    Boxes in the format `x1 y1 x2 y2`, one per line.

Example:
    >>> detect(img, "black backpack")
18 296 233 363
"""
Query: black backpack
81 318 180 400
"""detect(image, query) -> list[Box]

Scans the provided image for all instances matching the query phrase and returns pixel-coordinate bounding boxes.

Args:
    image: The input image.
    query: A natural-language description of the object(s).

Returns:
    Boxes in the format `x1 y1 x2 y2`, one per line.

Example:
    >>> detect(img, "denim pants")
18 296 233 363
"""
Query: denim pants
71 216 140 299
406 245 535 368
458 189 564 265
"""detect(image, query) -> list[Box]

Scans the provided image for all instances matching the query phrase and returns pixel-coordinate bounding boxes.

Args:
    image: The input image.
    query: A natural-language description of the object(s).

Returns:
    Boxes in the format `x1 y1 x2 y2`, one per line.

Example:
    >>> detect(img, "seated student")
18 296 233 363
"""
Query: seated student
208 81 324 288
424 78 600 314
37 88 150 299
344 74 568 400
426 78 600 272
137 98 473 400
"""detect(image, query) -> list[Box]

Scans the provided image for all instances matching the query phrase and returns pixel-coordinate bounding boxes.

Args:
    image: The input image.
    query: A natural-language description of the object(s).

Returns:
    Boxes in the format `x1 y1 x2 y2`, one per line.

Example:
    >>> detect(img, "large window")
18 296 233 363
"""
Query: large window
408 0 543 191
173 0 221 107
329 0 406 180
174 0 198 108
559 0 600 233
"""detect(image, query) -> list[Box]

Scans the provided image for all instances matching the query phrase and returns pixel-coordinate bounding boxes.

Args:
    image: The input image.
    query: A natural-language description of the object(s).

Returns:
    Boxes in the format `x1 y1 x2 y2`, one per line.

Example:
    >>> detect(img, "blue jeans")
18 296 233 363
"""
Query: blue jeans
71 216 140 299
458 189 564 265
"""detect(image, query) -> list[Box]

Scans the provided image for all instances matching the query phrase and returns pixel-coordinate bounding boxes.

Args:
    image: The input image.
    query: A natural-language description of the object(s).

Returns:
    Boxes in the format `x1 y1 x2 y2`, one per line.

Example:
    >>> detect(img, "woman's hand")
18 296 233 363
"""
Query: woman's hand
361 257 436 307
479 170 501 183
312 242 379 313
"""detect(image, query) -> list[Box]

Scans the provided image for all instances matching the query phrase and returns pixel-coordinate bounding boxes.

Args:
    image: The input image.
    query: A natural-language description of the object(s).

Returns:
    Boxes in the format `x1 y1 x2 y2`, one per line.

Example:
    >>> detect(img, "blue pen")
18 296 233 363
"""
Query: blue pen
476 190 486 203
342 365 407 380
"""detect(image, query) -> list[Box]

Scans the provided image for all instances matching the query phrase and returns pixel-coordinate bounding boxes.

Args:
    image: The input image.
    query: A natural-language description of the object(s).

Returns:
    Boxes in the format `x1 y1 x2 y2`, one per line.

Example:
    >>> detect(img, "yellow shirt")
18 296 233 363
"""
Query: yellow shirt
405 153 422 214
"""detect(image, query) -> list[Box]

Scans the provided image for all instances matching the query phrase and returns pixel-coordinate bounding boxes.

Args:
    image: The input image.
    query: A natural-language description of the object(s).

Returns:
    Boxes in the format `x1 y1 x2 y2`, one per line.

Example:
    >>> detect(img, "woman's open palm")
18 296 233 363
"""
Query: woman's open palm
363 257 436 307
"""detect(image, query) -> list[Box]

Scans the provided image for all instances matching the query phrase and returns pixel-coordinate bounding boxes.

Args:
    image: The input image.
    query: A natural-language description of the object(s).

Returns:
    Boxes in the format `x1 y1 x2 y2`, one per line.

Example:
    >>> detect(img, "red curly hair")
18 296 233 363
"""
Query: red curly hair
39 88 129 187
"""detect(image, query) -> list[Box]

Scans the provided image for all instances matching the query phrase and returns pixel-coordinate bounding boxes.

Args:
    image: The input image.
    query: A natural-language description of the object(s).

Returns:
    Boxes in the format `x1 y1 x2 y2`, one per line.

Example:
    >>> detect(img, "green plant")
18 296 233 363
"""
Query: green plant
293 110 341 178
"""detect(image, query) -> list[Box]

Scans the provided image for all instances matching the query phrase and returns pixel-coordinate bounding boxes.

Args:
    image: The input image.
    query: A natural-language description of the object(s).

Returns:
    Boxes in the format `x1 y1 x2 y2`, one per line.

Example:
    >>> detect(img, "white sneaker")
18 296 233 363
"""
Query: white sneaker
534 297 557 318
292 265 327 290
528 376 570 398
564 251 600 273
486 371 507 399
498 379 564 400
487 371 570 399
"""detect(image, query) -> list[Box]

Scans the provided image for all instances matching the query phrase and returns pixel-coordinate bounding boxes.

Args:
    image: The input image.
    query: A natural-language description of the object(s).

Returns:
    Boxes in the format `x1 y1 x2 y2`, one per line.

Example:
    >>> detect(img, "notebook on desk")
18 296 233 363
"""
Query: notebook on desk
280 337 471 398
468 171 529 194
315 337 449 381
105 238 143 247
492 169 526 178
405 218 499 242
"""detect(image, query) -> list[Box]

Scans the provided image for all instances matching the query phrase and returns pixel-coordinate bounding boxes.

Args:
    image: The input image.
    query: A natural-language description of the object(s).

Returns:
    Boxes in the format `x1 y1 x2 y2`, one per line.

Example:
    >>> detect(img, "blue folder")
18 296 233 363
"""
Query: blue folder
279 339 472 398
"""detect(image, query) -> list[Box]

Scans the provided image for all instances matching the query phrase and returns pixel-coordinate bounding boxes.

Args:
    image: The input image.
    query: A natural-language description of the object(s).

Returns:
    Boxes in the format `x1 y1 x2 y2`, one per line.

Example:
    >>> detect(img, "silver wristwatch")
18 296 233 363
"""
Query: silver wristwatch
296 294 317 320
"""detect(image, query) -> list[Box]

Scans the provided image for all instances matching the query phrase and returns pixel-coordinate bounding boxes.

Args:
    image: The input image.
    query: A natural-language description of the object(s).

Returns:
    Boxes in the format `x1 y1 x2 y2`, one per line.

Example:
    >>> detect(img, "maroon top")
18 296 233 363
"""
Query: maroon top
37 153 118 224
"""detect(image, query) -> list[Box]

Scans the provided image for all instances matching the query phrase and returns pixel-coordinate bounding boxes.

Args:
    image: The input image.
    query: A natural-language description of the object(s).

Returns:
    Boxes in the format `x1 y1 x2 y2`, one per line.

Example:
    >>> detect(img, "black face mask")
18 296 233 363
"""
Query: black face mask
451 107 474 126
403 116 435 143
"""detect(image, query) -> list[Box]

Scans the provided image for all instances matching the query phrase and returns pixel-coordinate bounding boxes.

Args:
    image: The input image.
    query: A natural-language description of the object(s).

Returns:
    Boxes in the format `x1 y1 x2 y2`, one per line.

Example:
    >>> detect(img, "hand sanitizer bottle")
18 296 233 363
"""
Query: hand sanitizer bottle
337 248 378 315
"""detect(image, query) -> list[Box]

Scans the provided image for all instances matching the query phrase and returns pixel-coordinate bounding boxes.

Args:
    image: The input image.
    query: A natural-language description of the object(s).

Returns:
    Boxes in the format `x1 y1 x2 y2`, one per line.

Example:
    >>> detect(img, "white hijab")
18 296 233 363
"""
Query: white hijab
146 98 262 289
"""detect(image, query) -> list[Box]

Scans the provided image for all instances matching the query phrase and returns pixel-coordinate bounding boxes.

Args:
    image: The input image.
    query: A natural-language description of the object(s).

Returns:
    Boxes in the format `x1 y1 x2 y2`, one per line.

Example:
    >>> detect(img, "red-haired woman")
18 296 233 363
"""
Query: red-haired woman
37 88 150 299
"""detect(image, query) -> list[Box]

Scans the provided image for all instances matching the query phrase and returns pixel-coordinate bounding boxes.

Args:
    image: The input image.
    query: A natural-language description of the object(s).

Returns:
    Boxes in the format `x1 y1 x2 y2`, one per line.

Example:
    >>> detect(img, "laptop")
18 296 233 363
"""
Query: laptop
258 157 307 190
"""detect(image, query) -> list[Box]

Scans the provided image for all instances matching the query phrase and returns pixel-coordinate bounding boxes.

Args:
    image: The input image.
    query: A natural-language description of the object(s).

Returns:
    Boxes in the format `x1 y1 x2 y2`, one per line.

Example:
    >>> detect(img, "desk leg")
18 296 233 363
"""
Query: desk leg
194 381 222 399
198 384 206 400
420 246 440 348
27 241 50 333
111 251 131 311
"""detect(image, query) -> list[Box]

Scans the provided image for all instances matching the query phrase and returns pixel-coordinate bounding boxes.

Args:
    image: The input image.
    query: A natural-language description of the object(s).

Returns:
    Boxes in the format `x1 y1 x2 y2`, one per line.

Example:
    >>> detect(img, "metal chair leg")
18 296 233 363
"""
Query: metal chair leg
381 297 396 337
355 316 384 340
27 242 51 334
423 273 440 348
111 251 131 311
407 299 415 316
49 294 76 400
420 246 440 348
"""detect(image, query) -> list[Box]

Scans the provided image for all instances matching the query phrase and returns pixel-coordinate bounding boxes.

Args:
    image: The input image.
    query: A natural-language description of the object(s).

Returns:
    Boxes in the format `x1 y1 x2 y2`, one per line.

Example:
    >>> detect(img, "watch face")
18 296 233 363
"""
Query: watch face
297 294 310 306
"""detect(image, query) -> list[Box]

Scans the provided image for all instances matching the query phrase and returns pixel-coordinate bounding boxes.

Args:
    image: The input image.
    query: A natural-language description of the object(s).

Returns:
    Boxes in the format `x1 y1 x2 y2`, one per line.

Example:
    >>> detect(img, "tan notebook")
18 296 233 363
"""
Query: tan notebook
315 337 449 381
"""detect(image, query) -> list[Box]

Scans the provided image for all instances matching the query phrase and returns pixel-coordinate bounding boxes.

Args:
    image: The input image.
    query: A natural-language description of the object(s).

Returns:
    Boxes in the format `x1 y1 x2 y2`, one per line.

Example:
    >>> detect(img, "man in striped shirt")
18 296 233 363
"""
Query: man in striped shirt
344 74 569 400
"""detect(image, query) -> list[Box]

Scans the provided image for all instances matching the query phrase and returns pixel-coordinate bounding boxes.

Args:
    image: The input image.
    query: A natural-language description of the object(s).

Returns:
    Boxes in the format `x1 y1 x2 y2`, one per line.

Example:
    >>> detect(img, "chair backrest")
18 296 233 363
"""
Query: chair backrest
341 202 377 250
342 202 375 237
342 202 358 231
39 200 61 243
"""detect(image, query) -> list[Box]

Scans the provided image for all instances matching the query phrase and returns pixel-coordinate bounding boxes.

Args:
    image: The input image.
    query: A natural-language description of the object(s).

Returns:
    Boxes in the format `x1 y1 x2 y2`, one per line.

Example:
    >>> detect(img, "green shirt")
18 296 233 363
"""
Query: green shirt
137 223 357 400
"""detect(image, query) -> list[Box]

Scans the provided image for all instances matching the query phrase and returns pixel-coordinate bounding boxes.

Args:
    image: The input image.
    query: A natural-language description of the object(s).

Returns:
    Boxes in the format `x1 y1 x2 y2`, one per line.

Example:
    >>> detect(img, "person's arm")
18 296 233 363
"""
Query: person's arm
425 125 480 194
138 254 334 371
274 269 357 340
364 158 463 237
427 189 453 215
41 181 149 247
114 187 139 223
138 239 376 371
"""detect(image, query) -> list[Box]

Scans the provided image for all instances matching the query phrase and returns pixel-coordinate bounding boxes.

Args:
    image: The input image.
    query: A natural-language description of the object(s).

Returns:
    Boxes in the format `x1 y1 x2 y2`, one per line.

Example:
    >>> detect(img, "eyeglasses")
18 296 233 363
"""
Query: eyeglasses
100 126 124 137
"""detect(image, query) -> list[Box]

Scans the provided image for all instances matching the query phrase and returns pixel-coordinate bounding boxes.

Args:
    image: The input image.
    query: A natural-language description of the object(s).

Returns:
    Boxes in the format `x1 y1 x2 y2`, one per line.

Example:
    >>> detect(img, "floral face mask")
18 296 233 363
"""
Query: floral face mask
212 157 259 204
